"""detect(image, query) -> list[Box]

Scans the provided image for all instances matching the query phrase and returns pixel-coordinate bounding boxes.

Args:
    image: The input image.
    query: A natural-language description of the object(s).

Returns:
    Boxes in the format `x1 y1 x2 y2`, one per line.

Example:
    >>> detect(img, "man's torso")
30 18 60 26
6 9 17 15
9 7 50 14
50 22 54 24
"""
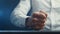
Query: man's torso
30 0 60 31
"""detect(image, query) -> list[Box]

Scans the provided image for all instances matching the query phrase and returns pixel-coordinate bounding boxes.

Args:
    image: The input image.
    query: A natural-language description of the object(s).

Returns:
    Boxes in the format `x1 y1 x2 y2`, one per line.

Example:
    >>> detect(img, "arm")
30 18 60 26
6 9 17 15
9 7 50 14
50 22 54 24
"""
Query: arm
10 0 31 27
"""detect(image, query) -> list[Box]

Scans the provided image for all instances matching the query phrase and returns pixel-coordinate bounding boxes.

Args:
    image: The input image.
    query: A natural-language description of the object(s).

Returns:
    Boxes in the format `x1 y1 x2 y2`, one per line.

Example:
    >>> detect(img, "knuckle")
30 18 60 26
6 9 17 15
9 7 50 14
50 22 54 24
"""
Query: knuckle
32 18 38 21
40 10 48 17
32 18 39 23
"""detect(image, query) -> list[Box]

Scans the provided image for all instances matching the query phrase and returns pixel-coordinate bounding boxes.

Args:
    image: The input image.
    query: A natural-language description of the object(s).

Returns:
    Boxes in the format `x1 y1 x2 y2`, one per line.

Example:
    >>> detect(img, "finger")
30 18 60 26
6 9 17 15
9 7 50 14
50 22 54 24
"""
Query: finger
38 23 45 29
32 12 47 20
39 23 45 26
32 12 40 18
32 18 39 23
31 18 46 25
31 22 45 30
39 18 46 23
40 10 48 17
33 20 45 26
32 12 46 19
38 13 46 20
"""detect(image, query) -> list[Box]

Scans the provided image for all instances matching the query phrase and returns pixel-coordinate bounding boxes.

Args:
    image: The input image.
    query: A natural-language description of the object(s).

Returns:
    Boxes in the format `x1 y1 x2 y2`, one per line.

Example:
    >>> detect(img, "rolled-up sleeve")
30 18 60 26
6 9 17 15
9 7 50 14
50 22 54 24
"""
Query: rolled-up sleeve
10 0 31 27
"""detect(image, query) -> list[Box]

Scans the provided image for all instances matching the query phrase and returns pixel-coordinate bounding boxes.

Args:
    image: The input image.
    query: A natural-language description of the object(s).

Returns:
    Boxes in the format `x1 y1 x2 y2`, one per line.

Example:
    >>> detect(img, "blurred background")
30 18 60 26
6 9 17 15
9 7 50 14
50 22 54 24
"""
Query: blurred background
0 0 27 30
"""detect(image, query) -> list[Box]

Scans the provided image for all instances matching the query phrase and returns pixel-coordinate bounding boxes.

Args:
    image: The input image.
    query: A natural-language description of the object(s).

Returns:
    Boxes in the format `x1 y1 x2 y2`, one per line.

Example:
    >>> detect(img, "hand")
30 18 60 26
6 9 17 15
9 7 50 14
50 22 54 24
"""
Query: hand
26 10 47 30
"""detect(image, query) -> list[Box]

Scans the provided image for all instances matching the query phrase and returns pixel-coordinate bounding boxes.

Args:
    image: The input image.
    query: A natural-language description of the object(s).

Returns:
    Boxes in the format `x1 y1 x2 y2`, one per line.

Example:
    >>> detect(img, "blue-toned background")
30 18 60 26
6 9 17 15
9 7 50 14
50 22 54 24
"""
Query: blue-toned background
0 0 32 30
0 0 26 30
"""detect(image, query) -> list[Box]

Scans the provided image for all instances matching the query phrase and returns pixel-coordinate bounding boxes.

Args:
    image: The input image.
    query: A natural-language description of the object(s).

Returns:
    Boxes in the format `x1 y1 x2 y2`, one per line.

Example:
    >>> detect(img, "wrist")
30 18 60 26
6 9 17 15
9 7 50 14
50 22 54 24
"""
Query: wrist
25 17 31 28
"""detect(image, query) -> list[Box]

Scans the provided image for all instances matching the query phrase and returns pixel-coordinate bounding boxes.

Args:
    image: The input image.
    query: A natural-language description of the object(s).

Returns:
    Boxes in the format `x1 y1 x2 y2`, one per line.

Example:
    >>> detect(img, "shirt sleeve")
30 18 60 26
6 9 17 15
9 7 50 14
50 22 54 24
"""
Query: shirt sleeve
10 0 31 27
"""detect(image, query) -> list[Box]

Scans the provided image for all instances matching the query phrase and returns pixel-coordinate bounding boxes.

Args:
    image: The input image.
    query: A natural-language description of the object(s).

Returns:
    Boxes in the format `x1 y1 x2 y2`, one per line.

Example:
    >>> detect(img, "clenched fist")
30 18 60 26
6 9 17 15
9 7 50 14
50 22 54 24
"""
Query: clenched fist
25 10 47 30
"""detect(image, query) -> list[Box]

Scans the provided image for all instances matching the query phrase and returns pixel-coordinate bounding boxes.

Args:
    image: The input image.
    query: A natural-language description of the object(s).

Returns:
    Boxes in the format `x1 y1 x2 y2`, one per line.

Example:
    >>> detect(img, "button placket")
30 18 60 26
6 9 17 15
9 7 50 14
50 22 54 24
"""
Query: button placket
50 0 56 31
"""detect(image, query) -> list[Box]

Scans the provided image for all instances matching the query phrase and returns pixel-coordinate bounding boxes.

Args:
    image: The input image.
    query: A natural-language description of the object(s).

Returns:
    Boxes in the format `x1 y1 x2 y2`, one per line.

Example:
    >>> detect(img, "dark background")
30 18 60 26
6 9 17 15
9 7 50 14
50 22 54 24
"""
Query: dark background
0 0 24 30
0 0 32 30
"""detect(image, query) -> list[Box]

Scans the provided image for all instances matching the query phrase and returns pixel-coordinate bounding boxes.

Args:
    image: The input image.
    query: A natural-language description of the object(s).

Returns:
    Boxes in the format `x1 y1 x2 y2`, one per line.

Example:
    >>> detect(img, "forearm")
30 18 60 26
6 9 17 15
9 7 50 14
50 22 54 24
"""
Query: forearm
10 0 31 27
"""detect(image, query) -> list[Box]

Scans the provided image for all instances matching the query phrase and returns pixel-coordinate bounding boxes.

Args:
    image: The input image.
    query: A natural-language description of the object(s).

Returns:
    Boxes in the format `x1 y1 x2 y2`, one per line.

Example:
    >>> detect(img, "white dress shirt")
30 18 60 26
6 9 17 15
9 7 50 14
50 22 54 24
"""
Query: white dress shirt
10 0 60 31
